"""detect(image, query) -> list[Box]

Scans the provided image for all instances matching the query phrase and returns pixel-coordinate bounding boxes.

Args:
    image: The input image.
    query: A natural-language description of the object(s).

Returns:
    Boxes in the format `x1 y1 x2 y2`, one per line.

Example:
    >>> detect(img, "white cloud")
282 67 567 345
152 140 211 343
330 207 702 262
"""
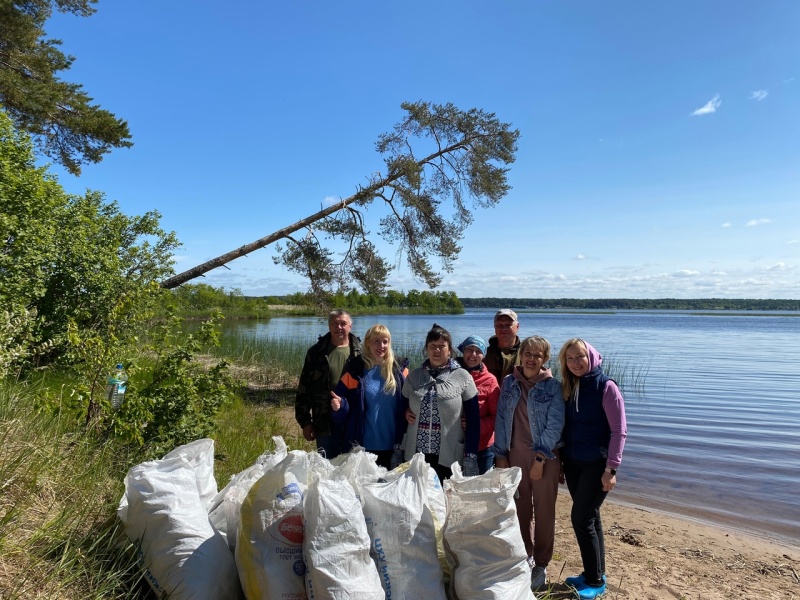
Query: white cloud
691 94 721 116
749 90 768 101
204 250 799 300
575 254 586 260
435 265 800 299
322 196 340 207
787 240 799 245
784 77 795 83
746 218 771 227
721 222 731 228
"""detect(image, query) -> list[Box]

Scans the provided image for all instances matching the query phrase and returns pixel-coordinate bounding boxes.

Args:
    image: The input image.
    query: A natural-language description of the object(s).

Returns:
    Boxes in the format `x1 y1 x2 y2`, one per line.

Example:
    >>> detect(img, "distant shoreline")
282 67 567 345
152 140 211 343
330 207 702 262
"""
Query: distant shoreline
460 297 800 311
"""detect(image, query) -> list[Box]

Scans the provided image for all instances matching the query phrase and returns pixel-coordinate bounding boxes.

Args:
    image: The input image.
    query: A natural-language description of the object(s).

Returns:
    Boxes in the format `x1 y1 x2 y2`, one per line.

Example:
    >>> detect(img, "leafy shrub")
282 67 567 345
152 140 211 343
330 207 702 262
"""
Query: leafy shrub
0 308 52 378
0 110 179 367
108 309 236 457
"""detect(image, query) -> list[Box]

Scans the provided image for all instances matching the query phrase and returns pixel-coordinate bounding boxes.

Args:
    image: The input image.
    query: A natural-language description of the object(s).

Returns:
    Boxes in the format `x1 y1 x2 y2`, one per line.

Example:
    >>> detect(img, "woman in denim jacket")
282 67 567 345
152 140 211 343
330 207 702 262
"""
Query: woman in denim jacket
493 336 564 590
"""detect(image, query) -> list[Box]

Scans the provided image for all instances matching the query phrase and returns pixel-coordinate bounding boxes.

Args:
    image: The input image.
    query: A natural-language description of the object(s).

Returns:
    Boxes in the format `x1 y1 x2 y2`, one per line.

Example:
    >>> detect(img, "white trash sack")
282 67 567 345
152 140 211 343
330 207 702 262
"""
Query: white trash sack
443 464 534 600
360 453 447 600
236 450 332 600
118 439 242 600
331 446 386 504
207 436 288 550
303 475 384 599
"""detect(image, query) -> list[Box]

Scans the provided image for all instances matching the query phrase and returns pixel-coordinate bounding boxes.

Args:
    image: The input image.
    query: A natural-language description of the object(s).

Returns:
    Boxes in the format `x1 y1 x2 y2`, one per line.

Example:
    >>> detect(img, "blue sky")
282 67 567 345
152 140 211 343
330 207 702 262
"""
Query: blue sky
44 0 799 298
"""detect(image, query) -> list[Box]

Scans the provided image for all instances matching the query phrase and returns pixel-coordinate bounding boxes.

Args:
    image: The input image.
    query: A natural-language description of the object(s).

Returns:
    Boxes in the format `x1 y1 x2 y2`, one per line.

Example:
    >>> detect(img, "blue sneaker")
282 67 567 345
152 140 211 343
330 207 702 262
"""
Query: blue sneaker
565 574 606 588
565 574 585 588
576 580 606 599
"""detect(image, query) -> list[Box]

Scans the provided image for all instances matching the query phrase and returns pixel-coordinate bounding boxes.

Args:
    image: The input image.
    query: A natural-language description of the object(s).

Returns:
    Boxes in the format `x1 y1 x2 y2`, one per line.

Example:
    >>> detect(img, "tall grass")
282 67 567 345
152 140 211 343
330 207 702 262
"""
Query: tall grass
0 379 147 599
212 334 309 375
212 334 426 374
549 352 649 399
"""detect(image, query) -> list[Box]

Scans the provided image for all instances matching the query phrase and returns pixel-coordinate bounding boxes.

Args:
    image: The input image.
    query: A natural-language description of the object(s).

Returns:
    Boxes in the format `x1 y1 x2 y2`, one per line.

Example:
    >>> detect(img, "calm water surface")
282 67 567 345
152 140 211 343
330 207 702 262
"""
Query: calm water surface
224 309 800 545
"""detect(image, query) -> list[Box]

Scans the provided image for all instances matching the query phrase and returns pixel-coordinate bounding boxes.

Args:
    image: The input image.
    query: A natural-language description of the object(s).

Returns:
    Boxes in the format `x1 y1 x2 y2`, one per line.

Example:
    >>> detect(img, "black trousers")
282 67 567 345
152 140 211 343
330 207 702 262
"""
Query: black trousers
423 453 452 482
562 457 608 585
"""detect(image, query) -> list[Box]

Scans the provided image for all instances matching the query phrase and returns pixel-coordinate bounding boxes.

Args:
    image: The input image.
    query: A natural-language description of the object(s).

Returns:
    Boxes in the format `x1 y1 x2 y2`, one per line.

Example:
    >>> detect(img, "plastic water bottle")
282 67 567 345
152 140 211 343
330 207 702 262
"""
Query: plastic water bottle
106 363 128 409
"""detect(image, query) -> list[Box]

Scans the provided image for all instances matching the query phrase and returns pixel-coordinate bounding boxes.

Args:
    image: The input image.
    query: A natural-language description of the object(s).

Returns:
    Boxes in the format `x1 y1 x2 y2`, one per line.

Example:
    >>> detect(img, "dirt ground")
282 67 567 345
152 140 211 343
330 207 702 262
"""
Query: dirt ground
546 491 800 600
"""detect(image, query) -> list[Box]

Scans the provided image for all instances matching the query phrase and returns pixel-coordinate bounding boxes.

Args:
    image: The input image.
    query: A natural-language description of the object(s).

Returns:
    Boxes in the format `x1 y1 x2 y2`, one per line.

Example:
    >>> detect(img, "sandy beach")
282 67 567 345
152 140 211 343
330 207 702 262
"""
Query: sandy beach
548 490 800 600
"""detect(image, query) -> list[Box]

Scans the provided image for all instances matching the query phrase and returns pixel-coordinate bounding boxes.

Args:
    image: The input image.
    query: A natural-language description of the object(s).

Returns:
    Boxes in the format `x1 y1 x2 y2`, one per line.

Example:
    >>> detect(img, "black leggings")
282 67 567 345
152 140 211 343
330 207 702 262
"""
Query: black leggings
423 453 452 482
562 458 608 585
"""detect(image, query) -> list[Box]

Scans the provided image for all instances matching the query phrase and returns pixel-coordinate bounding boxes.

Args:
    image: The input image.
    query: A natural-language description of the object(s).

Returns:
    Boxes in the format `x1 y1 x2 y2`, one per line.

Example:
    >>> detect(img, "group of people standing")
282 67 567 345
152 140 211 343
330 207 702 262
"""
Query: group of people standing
295 309 627 599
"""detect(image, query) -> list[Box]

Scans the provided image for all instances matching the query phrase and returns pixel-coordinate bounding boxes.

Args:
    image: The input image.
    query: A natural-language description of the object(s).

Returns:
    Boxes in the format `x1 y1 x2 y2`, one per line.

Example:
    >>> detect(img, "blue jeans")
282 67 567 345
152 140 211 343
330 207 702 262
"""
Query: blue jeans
477 447 495 474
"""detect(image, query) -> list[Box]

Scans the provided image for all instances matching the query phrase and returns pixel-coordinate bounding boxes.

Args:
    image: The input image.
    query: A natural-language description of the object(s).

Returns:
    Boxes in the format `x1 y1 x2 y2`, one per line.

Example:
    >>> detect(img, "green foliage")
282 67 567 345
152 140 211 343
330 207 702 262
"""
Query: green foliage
0 0 132 174
0 111 63 308
0 307 53 377
0 110 179 368
257 288 464 315
59 306 237 454
63 284 160 424
0 379 145 599
167 283 274 319
110 310 236 457
39 193 178 353
0 112 234 451
329 287 464 314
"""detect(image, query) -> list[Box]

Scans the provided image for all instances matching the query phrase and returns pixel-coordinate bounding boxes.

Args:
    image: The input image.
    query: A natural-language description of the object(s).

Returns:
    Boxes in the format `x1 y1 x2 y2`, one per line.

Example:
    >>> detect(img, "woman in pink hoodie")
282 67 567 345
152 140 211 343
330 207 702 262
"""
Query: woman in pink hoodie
558 338 628 600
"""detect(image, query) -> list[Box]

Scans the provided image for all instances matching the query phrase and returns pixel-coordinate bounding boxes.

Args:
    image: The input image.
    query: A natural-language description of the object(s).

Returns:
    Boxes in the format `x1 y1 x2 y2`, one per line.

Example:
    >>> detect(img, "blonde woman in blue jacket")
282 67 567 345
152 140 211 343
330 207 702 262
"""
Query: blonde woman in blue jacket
493 336 564 590
330 324 408 469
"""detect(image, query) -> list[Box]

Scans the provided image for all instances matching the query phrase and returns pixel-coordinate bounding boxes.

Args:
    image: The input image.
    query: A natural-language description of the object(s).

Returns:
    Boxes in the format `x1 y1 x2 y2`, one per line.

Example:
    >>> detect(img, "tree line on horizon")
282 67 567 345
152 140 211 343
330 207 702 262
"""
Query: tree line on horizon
254 288 464 314
254 293 799 312
459 297 800 311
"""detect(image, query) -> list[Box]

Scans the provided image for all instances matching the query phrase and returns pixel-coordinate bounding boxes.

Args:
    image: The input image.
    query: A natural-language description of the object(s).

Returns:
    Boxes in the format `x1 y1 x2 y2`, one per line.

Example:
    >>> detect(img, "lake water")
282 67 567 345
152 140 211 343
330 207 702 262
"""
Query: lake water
223 309 800 546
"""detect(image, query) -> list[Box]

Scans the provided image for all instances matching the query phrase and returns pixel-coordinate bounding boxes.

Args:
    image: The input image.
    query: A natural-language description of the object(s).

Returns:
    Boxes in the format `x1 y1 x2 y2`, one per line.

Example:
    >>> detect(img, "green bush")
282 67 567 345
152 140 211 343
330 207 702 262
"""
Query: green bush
124 311 236 457
0 110 179 369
